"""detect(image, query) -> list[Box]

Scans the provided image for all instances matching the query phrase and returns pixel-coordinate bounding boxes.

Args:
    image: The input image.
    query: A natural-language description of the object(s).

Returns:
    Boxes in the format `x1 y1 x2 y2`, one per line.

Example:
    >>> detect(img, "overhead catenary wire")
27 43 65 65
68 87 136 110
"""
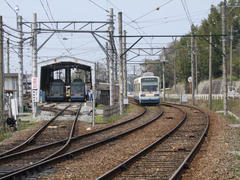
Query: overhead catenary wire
2 28 21 40
88 0 109 13
4 0 18 15
181 0 193 26
106 0 152 47
39 0 52 25
135 9 210 23
128 0 175 24
39 0 71 55
3 24 32 34
3 36 20 44
45 0 55 21
4 0 29 22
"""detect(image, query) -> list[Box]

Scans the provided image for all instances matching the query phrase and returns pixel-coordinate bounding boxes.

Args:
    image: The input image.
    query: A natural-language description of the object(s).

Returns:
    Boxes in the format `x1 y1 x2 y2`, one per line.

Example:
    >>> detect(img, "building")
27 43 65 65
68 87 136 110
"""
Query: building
4 73 18 99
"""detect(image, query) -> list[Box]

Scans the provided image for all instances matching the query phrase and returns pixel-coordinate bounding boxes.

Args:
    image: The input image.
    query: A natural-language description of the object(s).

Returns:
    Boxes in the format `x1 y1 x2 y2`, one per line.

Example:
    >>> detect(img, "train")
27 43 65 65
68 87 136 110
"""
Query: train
47 78 86 102
47 79 66 101
70 79 86 102
133 74 160 104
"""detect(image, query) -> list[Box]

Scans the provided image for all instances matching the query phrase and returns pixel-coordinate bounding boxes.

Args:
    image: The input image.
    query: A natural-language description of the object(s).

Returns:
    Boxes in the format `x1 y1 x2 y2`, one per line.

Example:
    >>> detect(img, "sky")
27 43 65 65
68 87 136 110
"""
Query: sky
0 0 223 74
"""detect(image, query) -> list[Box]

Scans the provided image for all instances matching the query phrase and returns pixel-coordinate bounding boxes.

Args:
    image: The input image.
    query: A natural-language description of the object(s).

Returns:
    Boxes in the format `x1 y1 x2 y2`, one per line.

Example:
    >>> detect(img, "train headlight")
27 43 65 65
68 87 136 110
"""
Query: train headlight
140 94 146 97
154 94 159 96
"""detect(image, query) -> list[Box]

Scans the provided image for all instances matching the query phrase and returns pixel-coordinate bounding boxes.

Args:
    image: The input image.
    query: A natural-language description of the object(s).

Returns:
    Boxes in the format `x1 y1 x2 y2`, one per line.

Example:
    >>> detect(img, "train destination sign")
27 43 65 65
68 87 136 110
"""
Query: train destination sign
141 78 158 82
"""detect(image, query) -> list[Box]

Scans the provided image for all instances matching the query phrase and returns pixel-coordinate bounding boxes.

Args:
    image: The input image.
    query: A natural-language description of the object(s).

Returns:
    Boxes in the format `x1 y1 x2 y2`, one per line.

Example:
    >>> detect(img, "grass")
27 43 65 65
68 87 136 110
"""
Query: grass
96 104 104 110
236 154 240 159
226 114 239 124
197 99 240 122
0 120 38 142
211 99 224 111
0 129 12 142
17 120 38 131
95 115 104 123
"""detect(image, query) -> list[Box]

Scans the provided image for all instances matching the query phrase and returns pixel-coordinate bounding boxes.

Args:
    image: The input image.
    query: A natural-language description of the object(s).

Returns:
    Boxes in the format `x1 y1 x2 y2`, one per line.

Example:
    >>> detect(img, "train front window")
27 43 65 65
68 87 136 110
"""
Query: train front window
142 85 158 92
51 83 63 94
141 78 158 92
72 84 84 93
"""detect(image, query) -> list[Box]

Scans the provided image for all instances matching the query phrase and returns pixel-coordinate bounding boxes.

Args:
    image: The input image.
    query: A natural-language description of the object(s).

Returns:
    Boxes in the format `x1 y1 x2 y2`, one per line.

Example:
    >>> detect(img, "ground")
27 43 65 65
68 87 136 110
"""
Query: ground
182 100 240 179
0 101 239 179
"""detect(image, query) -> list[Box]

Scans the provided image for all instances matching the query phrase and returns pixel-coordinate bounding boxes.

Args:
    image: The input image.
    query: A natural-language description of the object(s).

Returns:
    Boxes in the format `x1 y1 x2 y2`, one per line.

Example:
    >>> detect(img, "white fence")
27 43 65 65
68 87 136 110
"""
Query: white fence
128 92 240 101
162 93 240 100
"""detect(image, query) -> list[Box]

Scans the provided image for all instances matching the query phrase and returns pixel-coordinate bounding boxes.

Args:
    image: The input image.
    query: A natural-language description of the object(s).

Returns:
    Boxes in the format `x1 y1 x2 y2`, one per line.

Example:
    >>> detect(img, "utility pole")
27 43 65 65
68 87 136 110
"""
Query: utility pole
191 26 195 106
109 8 114 106
106 42 109 83
158 59 162 92
17 16 24 113
173 38 177 92
96 62 99 80
92 63 96 127
118 12 123 114
32 13 38 117
230 25 233 87
7 38 10 73
222 1 228 115
209 32 212 110
123 30 127 99
195 40 198 94
115 52 118 81
162 47 167 101
0 16 4 126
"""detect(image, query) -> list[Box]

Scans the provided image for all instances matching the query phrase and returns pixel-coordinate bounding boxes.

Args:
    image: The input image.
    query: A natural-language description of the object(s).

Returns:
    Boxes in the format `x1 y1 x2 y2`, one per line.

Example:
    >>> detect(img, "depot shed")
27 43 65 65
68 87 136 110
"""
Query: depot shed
37 56 96 102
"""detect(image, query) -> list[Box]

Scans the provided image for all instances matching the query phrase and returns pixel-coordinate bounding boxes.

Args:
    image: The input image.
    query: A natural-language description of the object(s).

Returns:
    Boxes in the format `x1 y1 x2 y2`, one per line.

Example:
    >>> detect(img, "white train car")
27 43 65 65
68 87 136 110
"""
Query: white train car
133 75 160 104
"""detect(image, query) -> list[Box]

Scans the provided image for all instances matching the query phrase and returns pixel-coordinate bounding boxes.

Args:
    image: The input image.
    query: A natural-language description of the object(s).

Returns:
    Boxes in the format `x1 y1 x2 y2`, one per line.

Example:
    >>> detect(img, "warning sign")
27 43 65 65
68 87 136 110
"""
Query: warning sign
32 77 38 90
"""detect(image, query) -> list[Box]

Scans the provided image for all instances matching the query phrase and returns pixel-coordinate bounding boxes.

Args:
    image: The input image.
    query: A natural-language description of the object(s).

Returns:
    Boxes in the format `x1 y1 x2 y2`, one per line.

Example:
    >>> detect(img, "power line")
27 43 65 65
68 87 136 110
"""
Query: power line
39 0 52 23
45 0 55 21
2 28 21 39
4 0 29 22
106 0 151 46
184 0 192 23
181 0 193 26
39 0 71 55
4 0 18 15
3 24 31 34
130 0 175 23
137 9 210 23
88 0 109 13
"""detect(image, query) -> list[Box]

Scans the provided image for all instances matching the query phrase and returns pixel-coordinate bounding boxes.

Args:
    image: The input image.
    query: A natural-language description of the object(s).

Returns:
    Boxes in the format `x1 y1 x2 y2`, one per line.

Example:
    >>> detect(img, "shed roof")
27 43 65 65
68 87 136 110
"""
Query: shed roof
37 56 95 71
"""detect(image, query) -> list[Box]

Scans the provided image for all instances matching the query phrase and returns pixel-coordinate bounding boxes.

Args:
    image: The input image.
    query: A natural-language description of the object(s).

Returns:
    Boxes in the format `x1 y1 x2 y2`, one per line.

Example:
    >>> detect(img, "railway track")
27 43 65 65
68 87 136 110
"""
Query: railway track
38 103 78 115
0 103 81 179
0 103 163 179
96 103 209 180
0 104 71 157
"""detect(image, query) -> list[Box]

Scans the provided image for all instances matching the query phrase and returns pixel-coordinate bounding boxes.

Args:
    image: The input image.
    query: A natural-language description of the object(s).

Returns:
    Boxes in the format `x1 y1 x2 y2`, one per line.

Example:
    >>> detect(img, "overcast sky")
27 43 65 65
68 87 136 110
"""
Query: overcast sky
1 0 222 74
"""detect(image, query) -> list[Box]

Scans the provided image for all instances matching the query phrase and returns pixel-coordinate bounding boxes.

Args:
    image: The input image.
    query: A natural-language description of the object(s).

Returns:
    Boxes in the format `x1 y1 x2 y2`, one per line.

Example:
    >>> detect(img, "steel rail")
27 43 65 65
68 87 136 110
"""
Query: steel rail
0 104 82 178
96 104 186 180
96 103 209 180
37 103 82 162
0 105 146 162
0 108 163 179
0 105 71 157
169 104 210 180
